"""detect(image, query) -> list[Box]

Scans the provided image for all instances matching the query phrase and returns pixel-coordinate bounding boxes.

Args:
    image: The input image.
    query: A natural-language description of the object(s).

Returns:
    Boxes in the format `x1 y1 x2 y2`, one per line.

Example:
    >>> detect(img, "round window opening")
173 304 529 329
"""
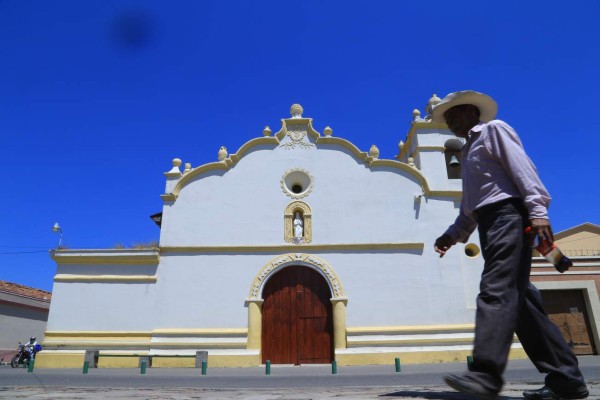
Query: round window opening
291 184 303 194
465 243 481 258
282 169 313 199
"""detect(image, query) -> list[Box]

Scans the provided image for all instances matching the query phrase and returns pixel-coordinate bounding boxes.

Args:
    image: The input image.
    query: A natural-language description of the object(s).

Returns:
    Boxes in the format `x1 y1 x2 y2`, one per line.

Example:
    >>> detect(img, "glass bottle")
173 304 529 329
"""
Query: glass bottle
524 227 572 273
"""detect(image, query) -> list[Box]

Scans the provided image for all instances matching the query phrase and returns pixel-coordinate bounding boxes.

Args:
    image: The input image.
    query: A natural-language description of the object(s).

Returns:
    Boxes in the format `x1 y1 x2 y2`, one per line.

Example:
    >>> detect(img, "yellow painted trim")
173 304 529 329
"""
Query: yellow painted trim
150 353 262 368
43 341 151 347
246 300 263 350
368 159 430 190
331 298 348 349
348 338 476 347
206 353 262 368
34 352 85 368
229 137 280 163
398 121 449 160
149 342 246 349
347 324 475 335
315 136 369 160
161 242 424 254
51 249 159 265
151 357 195 368
98 356 142 368
166 116 440 202
335 347 527 366
173 137 279 196
152 328 247 336
172 161 231 195
412 146 446 158
54 275 157 283
416 145 447 151
45 329 247 338
45 331 152 337
161 193 178 201
427 190 462 198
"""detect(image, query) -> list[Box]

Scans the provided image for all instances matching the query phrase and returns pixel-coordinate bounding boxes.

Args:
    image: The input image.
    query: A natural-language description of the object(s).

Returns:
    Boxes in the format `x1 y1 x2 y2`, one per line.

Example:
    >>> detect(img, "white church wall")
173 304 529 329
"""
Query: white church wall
160 143 429 247
46 282 158 331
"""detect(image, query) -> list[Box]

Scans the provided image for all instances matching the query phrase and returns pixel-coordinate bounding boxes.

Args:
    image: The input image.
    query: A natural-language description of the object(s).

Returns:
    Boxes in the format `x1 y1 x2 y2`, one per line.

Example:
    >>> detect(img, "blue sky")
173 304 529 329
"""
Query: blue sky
1 1 599 292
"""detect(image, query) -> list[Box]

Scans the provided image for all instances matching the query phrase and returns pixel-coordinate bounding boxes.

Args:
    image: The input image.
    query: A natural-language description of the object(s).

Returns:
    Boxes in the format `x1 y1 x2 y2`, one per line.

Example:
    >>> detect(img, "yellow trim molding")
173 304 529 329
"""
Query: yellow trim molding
398 121 449 161
335 347 527 366
164 116 454 201
35 351 85 368
161 242 424 254
152 328 247 336
45 331 152 338
54 274 157 283
51 249 159 265
347 324 475 335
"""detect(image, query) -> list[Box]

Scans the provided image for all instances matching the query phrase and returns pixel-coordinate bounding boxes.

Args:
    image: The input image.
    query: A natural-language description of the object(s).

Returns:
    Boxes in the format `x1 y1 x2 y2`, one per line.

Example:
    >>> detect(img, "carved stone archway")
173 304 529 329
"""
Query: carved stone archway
245 253 347 352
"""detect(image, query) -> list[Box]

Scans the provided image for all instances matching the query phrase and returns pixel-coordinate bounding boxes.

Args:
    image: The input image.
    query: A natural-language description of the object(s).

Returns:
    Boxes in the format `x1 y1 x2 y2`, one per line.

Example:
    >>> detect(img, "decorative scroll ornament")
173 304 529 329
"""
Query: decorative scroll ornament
280 127 315 150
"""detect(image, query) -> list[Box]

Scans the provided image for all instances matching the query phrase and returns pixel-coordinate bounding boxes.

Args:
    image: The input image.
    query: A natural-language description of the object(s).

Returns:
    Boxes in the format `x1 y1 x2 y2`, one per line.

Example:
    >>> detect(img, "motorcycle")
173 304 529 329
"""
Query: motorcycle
10 343 32 368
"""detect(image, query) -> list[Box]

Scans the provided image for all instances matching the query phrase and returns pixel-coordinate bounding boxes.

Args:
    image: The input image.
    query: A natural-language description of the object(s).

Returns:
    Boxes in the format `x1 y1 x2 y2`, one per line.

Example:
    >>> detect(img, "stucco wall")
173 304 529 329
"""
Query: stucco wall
0 303 48 349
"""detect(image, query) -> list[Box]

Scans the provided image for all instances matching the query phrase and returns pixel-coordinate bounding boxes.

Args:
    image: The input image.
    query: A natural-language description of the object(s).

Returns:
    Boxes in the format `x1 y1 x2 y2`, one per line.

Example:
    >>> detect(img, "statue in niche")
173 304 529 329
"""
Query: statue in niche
293 212 304 242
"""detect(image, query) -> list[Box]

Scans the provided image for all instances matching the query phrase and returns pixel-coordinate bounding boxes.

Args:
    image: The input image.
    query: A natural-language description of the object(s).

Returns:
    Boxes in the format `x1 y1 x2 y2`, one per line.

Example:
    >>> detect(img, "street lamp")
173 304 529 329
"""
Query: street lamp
52 222 63 249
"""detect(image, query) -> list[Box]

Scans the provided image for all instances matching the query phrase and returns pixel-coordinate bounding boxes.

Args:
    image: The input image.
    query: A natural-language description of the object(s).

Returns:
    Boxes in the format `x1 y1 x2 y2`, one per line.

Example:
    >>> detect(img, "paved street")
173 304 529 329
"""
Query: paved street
0 357 598 399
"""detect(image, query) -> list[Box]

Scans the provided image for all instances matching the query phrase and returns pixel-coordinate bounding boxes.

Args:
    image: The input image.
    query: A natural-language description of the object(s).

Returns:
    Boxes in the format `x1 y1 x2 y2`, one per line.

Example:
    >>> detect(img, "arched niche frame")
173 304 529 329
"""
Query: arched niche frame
284 201 312 243
244 253 348 351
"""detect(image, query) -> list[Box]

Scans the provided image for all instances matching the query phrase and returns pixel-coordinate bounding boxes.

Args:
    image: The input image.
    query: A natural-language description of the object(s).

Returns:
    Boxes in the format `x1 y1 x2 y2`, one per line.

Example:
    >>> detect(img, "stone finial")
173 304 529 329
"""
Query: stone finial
290 104 303 118
369 145 380 159
412 109 421 121
218 146 228 161
166 158 182 175
183 163 192 174
425 93 442 118
263 126 272 137
408 157 416 168
398 140 404 152
323 126 333 136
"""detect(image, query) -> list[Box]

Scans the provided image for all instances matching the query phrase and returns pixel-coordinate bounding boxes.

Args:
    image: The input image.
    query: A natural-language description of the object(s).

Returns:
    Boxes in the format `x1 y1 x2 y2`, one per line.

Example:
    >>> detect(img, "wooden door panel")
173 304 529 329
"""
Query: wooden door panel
541 290 596 355
262 266 333 364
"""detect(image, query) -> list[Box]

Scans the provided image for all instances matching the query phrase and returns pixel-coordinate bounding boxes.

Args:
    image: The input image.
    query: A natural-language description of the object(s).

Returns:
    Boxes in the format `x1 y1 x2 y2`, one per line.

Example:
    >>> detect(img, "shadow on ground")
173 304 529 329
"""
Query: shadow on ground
380 391 522 399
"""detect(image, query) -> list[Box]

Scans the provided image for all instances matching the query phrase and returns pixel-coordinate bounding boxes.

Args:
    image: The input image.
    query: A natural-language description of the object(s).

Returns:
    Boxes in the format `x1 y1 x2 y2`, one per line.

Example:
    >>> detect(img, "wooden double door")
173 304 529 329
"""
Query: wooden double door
261 265 334 364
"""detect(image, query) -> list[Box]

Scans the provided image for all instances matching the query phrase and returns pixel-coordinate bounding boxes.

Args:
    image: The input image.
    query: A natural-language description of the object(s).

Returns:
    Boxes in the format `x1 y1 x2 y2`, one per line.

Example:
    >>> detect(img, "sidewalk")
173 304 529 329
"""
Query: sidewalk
0 383 574 399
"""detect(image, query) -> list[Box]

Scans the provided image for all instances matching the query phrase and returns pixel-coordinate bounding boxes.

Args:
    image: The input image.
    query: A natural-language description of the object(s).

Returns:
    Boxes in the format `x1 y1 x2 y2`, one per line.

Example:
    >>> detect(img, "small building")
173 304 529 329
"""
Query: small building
531 223 600 355
38 98 599 368
0 280 51 362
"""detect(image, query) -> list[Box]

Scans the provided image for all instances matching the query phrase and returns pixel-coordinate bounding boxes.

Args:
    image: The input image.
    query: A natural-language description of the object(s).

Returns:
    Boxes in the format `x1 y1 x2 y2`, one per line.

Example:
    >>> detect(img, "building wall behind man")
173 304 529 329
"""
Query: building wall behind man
0 302 48 349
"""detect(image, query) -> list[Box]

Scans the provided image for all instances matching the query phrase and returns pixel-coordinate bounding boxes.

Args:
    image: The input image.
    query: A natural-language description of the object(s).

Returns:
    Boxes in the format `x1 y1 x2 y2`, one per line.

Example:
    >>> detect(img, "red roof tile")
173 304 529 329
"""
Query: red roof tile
0 280 51 302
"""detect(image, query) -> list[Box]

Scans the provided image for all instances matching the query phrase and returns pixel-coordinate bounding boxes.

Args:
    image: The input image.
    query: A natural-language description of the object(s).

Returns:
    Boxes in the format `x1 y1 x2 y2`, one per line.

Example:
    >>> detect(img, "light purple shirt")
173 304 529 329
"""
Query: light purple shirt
444 120 551 244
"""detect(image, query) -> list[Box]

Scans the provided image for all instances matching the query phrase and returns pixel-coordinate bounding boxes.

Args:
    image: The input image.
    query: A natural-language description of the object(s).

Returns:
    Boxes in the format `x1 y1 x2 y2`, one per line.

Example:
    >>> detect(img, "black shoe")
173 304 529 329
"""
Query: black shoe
444 374 498 400
523 385 589 400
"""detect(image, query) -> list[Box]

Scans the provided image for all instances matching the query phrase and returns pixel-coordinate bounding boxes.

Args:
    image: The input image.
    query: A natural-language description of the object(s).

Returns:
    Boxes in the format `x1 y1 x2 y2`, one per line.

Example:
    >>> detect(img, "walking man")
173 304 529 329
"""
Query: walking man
432 91 588 400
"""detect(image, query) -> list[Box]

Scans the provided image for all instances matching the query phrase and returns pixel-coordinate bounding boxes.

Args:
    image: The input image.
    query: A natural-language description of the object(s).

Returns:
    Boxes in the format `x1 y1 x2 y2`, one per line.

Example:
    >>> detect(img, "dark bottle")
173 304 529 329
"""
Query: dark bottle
525 227 572 273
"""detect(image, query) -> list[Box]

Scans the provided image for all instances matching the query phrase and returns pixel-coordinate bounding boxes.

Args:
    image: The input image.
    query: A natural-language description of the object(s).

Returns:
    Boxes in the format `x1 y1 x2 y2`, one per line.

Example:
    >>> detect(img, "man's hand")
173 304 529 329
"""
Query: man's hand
530 218 554 244
434 234 454 258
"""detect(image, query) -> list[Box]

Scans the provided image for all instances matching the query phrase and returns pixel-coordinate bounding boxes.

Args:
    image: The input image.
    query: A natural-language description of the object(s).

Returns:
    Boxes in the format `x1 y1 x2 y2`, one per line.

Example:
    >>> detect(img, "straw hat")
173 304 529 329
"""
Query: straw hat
431 90 498 123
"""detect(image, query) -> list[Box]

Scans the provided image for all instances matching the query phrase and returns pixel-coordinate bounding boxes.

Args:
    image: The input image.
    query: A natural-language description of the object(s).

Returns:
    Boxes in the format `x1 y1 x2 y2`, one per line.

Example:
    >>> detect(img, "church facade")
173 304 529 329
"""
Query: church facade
38 98 597 368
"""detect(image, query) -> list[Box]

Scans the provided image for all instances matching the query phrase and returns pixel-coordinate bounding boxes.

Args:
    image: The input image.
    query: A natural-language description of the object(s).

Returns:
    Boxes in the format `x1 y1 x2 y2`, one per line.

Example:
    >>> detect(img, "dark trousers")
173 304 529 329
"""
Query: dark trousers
468 199 585 393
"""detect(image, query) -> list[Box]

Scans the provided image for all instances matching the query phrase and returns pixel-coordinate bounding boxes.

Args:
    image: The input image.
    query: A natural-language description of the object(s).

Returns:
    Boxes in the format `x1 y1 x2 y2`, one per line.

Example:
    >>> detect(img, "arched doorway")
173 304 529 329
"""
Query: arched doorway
261 265 334 364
